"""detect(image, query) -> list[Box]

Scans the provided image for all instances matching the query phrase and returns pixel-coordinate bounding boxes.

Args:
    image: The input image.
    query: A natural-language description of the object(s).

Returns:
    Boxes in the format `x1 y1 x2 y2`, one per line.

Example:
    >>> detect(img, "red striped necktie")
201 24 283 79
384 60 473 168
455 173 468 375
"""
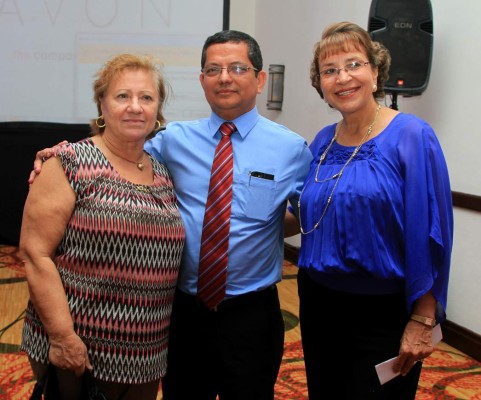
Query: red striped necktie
197 122 236 310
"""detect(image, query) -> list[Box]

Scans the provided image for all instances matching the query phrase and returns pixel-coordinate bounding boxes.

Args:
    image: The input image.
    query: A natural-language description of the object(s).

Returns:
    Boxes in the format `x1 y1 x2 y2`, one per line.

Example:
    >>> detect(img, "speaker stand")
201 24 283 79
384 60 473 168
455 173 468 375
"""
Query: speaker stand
389 92 399 111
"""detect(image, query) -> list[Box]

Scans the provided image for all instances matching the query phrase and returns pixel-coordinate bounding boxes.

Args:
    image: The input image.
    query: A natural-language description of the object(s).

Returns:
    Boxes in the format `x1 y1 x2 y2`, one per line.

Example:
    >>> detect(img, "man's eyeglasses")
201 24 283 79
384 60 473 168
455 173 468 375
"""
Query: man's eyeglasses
202 64 259 77
318 61 370 79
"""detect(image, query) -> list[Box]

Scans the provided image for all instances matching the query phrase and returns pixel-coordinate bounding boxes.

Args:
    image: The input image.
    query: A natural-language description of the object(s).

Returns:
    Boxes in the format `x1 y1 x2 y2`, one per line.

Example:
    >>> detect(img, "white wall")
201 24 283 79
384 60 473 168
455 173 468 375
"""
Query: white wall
231 0 481 335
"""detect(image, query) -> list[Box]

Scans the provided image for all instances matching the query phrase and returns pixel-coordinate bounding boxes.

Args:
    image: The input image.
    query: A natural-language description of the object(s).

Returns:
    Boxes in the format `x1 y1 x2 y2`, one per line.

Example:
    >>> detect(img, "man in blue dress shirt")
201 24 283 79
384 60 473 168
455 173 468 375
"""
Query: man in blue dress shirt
146 30 311 400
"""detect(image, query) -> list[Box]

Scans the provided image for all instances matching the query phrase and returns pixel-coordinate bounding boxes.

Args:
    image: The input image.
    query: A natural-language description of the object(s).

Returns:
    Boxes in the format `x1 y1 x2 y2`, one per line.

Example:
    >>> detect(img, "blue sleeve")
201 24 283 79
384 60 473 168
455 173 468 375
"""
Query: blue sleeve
399 118 453 322
287 124 334 218
144 129 166 162
288 141 313 217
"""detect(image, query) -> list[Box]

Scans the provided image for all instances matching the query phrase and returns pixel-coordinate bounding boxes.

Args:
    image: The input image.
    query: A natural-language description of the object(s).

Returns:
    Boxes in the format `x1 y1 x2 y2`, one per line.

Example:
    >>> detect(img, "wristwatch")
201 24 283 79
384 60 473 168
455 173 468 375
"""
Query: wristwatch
410 314 436 327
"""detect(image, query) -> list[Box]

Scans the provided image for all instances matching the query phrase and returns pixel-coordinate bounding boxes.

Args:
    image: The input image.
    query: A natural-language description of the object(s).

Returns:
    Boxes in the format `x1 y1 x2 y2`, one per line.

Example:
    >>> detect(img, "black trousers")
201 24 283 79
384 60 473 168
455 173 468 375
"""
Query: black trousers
162 285 285 400
297 268 422 400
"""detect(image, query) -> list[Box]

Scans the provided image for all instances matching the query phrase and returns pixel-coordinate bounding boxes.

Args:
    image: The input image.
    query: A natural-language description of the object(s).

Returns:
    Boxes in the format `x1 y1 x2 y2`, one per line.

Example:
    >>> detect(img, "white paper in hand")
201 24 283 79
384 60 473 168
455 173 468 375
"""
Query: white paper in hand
375 323 443 385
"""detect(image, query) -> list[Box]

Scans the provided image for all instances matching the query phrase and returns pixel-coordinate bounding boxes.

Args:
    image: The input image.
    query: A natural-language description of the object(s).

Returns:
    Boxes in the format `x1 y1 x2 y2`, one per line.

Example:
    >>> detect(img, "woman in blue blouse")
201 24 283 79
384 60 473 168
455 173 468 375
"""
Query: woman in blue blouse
292 22 453 399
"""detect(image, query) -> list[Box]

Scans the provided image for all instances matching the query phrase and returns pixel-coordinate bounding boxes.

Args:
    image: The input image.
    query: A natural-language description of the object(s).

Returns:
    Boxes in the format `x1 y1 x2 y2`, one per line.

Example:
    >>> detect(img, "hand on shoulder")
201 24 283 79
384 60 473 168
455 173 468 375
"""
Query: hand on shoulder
28 140 69 184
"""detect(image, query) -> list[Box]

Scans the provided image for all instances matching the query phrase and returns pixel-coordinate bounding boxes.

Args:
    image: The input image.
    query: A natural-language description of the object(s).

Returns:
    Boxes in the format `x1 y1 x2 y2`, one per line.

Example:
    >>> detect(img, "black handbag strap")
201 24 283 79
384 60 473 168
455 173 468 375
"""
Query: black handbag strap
30 365 107 400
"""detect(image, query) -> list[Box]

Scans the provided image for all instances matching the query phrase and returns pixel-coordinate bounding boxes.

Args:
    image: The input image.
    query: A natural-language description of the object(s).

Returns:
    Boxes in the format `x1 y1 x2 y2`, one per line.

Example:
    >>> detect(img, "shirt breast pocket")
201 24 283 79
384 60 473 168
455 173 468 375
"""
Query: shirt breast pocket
233 173 277 221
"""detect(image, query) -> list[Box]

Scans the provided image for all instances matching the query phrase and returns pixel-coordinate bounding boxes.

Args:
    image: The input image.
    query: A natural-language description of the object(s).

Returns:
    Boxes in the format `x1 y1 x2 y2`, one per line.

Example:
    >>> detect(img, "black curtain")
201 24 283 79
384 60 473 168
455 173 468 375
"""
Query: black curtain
0 122 90 245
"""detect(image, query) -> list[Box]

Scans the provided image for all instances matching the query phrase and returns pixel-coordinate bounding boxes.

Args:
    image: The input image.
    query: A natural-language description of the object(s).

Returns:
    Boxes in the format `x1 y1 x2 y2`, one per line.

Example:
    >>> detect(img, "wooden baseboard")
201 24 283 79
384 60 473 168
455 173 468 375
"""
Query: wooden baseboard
283 243 481 362
442 320 481 362
452 191 481 212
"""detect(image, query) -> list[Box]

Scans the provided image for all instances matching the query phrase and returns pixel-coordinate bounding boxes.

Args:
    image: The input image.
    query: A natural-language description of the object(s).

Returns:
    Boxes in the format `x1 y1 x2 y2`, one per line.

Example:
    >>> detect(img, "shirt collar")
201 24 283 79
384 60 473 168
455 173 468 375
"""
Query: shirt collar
208 107 259 139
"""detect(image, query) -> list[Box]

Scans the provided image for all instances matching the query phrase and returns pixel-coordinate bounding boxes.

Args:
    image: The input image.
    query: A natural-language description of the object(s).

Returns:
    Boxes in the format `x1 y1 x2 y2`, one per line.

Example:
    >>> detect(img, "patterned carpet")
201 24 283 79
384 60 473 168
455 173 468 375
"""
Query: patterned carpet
1 245 481 399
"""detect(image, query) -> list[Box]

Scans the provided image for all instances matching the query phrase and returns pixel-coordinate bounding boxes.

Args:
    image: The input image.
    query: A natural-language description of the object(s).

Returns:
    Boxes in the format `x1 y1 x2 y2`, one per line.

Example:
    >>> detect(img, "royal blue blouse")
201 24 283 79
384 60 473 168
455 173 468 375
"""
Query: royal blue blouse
298 113 453 321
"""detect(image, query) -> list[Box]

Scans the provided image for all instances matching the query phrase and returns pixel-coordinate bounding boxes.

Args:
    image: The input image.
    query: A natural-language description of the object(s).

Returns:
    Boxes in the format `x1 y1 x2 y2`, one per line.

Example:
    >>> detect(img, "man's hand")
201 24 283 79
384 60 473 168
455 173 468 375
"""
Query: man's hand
28 141 68 184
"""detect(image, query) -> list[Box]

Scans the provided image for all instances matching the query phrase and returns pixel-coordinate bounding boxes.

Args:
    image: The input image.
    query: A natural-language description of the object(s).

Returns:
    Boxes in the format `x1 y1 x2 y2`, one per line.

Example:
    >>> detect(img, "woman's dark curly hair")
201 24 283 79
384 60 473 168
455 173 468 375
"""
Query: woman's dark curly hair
310 21 391 100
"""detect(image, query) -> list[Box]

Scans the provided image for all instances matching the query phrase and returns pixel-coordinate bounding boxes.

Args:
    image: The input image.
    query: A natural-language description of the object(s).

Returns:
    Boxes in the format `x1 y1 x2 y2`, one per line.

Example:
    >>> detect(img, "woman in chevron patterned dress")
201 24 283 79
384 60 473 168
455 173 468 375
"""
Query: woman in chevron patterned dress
20 54 185 400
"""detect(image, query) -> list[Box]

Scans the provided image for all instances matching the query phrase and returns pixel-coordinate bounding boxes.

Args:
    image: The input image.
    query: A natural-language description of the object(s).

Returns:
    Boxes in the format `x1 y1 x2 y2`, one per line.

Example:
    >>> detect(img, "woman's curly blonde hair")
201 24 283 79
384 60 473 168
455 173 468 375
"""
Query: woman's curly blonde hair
90 54 168 139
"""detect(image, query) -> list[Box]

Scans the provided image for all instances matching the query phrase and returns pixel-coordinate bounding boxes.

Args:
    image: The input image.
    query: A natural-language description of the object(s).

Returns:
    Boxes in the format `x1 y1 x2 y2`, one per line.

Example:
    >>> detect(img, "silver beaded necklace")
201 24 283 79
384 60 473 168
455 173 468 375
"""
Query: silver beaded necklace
299 104 381 235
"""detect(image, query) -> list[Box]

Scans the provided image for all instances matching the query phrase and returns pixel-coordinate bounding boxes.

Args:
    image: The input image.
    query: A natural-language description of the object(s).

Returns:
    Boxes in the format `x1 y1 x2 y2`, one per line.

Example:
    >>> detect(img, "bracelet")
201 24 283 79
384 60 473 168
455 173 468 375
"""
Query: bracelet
410 314 436 327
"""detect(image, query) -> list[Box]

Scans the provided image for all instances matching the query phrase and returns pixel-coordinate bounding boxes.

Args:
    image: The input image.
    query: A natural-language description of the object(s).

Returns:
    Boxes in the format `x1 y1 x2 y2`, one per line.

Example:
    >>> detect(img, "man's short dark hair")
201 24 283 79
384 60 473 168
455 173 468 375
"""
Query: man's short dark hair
201 30 263 73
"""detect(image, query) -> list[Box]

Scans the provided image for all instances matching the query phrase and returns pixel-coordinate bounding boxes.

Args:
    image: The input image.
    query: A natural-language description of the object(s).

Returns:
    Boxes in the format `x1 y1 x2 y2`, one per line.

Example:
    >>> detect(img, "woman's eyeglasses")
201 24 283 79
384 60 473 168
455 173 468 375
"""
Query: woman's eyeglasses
318 61 370 80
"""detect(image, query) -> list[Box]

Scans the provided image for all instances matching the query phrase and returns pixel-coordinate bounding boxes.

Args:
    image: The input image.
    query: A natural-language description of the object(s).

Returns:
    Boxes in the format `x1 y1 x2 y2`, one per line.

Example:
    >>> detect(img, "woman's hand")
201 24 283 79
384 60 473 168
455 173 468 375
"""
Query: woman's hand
49 333 93 377
394 319 434 376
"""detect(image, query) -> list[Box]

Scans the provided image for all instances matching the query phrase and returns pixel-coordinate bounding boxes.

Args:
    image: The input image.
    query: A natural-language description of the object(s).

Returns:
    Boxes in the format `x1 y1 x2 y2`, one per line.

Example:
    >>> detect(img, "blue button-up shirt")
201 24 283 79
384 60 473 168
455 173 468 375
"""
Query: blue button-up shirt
145 107 312 296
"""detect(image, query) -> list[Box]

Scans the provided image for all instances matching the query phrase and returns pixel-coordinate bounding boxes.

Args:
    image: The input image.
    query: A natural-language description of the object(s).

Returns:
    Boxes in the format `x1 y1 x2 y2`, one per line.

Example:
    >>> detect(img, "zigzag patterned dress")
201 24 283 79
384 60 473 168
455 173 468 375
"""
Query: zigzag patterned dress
22 138 185 384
